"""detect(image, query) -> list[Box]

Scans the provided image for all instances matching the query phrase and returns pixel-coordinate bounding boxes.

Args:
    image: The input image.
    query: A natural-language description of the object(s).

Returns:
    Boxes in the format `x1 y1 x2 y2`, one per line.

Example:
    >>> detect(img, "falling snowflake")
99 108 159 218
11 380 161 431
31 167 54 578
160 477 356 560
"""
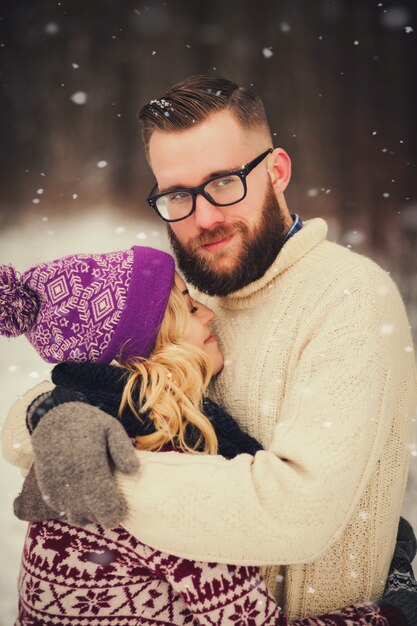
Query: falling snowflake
307 586 316 594
350 570 358 579
354 40 359 45
280 22 291 32
136 232 147 240
71 62 79 69
152 50 157 56
358 511 369 521
404 346 413 353
343 229 366 246
97 160 108 169
85 549 118 567
376 284 389 296
72 193 78 200
262 47 273 58
36 188 44 195
70 91 88 105
8 365 18 373
382 192 390 198
379 323 394 335
12 442 21 449
405 26 413 34
381 7 411 29
115 226 125 234
45 22 60 35
32 198 40 204
307 188 318 197
323 421 332 428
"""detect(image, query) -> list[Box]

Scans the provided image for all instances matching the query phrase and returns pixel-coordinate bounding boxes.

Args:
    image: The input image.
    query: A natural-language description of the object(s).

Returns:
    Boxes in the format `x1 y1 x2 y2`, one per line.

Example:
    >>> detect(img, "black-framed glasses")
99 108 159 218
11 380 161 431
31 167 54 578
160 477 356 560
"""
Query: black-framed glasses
146 148 273 223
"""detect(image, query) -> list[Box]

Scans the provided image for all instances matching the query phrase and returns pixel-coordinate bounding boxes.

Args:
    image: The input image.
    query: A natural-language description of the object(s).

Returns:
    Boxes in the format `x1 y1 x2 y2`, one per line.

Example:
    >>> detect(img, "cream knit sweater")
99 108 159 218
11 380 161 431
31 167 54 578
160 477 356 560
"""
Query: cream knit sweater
3 218 417 619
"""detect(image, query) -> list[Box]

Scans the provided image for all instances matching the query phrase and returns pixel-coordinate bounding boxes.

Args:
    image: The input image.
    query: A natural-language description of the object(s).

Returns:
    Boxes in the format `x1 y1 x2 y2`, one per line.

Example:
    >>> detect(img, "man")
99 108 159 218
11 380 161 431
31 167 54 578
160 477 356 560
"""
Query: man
4 75 417 621
132 75 417 617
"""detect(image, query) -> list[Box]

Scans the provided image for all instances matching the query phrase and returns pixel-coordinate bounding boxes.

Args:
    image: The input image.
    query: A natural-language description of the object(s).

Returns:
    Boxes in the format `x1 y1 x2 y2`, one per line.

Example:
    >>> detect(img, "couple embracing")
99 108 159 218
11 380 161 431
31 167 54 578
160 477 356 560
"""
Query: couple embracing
1 75 417 625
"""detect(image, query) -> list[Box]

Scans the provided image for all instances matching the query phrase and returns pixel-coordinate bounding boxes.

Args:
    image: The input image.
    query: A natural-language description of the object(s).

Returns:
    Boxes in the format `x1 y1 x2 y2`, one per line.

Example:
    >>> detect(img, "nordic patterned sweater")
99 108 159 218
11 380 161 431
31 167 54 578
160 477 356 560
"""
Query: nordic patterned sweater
2 365 408 625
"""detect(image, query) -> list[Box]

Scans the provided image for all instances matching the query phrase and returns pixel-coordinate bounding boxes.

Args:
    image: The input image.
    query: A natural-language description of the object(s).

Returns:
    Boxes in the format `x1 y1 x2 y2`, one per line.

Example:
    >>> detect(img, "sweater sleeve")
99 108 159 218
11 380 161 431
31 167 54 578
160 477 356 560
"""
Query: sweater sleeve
117 271 417 565
1 380 54 469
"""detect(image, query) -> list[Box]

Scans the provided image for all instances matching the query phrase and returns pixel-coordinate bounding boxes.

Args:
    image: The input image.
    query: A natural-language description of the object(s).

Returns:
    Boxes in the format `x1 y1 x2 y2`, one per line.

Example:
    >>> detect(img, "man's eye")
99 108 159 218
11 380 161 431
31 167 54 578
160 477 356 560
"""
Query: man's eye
214 177 233 188
168 192 189 203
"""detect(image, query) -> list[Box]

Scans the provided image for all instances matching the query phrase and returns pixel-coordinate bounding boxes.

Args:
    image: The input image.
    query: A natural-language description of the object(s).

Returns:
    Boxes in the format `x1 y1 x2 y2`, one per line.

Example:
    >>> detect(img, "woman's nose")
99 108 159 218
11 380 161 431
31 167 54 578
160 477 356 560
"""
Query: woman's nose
198 303 216 324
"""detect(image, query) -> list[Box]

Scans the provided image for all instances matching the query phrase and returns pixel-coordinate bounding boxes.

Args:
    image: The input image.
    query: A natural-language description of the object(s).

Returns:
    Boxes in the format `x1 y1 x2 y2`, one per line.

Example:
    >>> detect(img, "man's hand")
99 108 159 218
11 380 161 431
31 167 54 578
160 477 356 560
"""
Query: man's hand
24 402 139 528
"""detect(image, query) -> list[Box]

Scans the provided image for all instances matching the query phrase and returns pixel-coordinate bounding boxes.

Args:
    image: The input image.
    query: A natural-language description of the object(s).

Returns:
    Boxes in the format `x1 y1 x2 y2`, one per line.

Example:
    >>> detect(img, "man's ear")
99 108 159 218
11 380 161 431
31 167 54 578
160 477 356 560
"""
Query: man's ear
268 148 292 193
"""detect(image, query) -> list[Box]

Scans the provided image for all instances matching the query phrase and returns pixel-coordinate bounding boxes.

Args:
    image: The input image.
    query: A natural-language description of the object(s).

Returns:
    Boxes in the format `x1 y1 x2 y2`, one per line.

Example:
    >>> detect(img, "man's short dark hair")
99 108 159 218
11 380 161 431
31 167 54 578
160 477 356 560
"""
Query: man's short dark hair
138 75 272 157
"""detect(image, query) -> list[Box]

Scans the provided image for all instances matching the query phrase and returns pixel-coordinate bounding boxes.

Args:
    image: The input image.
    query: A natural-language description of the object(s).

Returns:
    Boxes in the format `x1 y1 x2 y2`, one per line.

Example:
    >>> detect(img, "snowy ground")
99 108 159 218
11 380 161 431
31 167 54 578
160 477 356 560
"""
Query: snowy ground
0 210 416 625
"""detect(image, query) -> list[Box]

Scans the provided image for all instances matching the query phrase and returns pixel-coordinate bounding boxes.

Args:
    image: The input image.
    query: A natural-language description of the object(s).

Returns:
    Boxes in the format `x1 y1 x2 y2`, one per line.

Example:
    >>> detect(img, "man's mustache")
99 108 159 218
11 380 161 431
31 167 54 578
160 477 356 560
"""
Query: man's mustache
189 223 247 251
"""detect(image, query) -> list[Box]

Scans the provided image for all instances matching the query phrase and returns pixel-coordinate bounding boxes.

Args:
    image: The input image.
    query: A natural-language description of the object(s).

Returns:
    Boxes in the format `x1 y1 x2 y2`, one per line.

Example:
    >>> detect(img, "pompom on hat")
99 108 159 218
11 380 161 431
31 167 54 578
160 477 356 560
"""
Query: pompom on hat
0 247 175 364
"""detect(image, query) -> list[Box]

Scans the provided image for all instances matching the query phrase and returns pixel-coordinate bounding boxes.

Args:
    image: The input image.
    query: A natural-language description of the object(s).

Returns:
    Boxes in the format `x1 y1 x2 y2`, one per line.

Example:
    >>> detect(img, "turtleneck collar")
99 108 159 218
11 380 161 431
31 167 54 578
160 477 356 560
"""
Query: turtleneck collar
219 217 328 307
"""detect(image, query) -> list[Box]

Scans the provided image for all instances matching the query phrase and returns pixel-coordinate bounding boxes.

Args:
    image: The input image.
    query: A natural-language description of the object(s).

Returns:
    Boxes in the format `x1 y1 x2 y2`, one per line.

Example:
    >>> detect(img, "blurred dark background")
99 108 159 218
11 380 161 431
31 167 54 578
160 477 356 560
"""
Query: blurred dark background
0 0 416 300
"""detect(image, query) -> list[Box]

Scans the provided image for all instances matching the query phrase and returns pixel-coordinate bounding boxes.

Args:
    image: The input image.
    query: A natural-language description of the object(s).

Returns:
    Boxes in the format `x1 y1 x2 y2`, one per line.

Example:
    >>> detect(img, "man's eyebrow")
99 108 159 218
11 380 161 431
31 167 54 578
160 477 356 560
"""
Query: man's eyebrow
181 289 189 296
158 165 241 194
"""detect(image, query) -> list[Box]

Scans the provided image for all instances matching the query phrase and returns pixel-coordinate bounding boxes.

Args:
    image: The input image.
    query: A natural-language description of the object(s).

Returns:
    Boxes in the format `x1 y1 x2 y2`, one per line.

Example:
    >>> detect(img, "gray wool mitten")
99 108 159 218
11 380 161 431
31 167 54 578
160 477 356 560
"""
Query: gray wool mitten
22 402 139 528
14 464 59 522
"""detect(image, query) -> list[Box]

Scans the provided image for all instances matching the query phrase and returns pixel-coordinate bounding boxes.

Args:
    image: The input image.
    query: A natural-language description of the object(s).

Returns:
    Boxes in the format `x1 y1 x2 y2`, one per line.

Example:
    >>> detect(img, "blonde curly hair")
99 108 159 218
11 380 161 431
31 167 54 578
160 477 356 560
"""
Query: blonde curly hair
119 281 218 454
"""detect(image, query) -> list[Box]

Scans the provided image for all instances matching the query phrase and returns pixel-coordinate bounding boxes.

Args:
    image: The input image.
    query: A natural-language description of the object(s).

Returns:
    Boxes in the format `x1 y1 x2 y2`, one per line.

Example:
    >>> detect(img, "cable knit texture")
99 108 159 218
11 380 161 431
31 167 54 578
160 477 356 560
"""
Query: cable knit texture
2 218 417 620
116 217 416 619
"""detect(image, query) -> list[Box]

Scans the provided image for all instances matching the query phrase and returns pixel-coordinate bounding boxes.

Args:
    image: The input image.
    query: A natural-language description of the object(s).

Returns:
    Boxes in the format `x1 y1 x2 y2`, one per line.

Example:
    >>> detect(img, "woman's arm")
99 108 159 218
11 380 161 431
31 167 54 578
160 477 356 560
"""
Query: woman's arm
1 382 413 624
151 548 403 626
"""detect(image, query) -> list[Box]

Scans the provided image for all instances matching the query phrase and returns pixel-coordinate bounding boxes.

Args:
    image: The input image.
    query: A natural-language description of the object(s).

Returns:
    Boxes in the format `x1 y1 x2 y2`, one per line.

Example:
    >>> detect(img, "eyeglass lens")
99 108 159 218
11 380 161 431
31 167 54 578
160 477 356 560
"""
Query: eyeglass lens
156 174 245 220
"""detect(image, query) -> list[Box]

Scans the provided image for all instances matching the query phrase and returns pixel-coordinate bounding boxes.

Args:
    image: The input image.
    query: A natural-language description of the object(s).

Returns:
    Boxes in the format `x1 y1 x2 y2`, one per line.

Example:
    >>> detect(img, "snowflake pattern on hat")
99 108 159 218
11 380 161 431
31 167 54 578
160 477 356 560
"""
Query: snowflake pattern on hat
22 251 134 363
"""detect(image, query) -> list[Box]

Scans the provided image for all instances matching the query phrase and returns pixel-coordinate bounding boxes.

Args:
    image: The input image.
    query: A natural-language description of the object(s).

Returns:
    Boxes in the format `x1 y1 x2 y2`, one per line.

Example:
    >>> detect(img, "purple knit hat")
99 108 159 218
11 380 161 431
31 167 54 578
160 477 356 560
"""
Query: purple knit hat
0 246 175 364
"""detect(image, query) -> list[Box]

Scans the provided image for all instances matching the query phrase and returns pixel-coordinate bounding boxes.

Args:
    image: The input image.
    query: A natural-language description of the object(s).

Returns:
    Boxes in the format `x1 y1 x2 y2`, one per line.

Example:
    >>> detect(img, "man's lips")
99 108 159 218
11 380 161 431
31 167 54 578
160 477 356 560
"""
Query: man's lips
200 233 235 252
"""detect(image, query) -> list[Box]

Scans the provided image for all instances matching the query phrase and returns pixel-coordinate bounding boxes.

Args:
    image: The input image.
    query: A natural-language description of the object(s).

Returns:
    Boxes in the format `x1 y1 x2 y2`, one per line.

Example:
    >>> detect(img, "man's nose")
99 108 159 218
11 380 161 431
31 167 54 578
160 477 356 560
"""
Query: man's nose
193 194 225 230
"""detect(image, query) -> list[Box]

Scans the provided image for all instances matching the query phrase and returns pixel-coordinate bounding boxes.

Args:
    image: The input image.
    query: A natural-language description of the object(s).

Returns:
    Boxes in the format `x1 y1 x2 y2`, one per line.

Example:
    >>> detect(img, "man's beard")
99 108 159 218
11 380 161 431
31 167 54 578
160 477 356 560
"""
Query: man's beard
168 183 288 297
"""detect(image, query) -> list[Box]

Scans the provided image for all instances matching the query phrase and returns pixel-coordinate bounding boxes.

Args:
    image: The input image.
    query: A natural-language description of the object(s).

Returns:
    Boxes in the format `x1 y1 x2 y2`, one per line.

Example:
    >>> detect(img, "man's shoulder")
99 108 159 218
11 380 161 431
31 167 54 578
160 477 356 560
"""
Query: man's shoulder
315 238 396 291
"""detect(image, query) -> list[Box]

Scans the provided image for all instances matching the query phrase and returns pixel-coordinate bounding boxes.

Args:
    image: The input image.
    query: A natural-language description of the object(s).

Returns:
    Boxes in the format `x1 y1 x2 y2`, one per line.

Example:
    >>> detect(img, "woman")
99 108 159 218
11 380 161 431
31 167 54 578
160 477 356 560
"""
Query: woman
0 246 408 625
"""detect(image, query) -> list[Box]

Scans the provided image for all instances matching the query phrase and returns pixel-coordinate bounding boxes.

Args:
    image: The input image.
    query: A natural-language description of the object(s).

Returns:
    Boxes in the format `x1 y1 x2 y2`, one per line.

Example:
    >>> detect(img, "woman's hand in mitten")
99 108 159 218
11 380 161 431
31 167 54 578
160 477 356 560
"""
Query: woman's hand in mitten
31 402 139 528
14 464 60 522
